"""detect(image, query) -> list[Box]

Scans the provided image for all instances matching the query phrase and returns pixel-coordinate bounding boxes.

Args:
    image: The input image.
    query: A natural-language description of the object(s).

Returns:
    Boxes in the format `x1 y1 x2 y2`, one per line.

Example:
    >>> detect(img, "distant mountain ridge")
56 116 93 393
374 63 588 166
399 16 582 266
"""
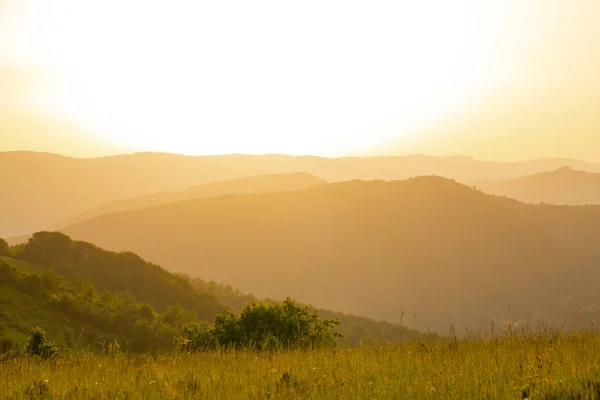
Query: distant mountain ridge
52 172 327 228
58 176 600 333
3 150 600 237
474 167 600 205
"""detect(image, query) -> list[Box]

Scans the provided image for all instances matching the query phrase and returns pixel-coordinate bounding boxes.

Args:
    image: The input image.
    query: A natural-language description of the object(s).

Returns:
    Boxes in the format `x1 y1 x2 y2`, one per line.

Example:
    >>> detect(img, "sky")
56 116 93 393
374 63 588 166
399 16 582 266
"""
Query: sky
1 0 599 160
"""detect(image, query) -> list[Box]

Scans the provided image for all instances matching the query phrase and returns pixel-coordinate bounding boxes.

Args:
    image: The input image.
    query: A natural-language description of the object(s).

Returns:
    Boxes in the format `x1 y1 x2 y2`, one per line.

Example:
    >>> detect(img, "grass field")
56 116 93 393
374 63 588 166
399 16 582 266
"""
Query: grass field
2 331 600 399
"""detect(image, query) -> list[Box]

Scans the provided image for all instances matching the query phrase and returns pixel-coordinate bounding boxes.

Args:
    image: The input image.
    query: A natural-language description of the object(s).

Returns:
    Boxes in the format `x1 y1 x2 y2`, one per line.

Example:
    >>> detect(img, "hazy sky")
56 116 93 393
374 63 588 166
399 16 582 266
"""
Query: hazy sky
1 0 599 160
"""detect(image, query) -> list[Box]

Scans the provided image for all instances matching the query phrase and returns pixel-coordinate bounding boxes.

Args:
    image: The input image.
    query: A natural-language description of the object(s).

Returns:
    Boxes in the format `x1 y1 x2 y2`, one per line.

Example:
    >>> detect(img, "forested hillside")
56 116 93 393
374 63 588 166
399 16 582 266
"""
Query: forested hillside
0 234 426 351
60 177 600 332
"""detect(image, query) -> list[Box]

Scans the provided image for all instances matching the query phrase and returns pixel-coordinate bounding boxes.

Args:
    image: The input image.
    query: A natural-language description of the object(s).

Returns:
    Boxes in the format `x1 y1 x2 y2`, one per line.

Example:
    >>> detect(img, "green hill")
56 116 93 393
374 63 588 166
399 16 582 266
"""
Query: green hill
0 259 196 352
59 177 600 333
1 233 426 351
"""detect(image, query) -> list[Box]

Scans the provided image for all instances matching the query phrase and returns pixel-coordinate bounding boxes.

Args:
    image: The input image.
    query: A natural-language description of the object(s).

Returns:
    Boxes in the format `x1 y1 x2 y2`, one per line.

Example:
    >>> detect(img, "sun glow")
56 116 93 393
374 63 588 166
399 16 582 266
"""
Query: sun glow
5 1 515 156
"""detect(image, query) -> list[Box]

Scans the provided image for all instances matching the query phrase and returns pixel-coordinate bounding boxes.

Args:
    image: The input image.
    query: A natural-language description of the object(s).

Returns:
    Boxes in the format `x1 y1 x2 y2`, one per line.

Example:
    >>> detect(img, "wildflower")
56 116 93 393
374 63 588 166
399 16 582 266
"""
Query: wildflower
44 380 50 385
271 368 276 373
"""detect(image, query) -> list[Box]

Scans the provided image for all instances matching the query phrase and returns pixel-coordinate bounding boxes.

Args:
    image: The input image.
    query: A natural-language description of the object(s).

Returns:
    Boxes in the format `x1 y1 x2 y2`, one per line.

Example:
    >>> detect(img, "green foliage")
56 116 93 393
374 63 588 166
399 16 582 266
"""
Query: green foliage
17 232 224 321
21 232 73 266
26 327 57 358
179 298 342 350
183 273 429 344
0 238 9 257
0 260 196 352
3 232 429 350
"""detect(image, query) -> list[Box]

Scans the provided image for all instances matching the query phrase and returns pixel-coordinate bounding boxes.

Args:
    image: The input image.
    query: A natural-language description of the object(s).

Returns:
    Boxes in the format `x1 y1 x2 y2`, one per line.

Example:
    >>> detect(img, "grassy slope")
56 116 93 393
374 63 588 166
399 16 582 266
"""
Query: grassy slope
1 332 599 399
0 284 107 348
0 256 48 273
61 177 600 332
0 285 62 344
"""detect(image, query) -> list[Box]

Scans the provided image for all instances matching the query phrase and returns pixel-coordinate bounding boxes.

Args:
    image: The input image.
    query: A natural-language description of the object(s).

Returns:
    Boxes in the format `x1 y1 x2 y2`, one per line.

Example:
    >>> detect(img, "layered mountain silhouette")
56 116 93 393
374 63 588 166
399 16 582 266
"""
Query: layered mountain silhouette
52 172 327 228
4 151 600 237
474 167 600 205
58 177 600 333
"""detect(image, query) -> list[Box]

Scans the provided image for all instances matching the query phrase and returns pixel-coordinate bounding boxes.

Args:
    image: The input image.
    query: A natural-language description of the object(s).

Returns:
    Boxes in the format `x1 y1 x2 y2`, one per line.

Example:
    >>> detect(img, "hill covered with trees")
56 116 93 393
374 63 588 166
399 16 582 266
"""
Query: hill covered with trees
0 234 425 352
59 177 600 333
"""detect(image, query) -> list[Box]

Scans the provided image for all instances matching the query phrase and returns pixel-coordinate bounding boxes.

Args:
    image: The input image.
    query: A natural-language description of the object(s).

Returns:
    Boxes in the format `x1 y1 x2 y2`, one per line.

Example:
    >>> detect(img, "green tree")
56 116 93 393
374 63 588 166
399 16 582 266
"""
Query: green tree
26 327 57 358
0 238 9 257
0 261 17 284
20 231 72 265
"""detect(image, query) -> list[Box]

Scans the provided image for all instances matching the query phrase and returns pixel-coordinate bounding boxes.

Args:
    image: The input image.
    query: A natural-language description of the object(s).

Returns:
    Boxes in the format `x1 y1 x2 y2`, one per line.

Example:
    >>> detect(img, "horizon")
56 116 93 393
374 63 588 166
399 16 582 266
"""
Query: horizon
4 149 600 165
2 1 600 161
5 2 600 396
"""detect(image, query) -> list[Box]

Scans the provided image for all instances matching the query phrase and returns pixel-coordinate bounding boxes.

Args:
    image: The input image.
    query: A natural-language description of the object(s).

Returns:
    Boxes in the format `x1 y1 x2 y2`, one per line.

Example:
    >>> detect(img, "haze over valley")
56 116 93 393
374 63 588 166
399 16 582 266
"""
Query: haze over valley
2 2 600 397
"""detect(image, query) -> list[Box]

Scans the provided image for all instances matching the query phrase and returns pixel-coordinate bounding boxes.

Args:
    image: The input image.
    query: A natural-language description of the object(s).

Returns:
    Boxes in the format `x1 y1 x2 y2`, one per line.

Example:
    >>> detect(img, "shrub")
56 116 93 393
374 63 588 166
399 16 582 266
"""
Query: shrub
26 327 57 359
178 297 342 351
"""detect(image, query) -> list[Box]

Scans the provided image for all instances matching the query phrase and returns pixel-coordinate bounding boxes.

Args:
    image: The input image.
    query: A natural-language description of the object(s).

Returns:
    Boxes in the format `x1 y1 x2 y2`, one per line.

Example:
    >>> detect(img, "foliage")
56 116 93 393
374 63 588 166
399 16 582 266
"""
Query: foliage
17 232 224 321
179 298 342 350
0 260 194 352
26 327 57 359
183 273 430 344
0 238 9 257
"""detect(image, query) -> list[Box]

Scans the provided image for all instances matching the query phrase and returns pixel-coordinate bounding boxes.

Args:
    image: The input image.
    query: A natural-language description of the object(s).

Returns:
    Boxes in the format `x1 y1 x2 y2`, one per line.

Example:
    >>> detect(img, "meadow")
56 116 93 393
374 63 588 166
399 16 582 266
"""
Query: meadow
2 330 600 399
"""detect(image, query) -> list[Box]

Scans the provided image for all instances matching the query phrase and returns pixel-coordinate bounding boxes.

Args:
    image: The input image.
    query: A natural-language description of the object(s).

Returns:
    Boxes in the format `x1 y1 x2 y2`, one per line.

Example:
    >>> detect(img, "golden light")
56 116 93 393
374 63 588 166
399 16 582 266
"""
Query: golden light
4 1 522 156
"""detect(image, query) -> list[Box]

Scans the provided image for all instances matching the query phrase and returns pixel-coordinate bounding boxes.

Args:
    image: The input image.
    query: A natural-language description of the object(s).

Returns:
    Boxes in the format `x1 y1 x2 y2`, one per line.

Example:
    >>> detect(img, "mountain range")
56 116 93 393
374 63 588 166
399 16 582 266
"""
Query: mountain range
57 177 600 333
3 151 600 237
473 167 600 205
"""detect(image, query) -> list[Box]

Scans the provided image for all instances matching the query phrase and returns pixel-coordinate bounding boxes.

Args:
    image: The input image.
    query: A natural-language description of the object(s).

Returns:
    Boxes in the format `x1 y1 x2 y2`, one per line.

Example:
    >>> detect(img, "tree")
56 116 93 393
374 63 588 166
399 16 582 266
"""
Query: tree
0 261 17 284
20 232 72 265
0 238 9 257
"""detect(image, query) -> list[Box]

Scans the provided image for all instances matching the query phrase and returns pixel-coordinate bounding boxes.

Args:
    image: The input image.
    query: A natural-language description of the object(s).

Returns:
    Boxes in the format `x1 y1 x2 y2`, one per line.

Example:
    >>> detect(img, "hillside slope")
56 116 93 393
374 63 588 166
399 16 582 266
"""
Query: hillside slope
4 150 600 237
474 167 600 205
60 178 600 333
55 172 326 227
1 234 427 349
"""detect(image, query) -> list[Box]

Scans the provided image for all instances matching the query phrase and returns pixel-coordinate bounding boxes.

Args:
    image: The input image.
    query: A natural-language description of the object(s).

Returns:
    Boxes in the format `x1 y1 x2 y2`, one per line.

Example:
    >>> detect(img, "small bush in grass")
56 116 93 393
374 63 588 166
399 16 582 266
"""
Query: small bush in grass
178 297 342 351
26 327 57 359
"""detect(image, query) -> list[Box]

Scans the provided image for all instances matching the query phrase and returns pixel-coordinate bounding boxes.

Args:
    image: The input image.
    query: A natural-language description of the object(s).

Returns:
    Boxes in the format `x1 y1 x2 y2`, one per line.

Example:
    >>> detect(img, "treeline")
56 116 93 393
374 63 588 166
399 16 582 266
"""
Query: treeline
0 260 195 352
1 232 430 352
12 232 224 321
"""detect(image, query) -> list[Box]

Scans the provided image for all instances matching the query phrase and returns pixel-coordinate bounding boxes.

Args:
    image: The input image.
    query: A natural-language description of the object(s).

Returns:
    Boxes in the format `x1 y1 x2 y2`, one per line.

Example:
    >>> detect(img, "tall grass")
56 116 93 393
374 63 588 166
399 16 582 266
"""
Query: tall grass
2 330 600 399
